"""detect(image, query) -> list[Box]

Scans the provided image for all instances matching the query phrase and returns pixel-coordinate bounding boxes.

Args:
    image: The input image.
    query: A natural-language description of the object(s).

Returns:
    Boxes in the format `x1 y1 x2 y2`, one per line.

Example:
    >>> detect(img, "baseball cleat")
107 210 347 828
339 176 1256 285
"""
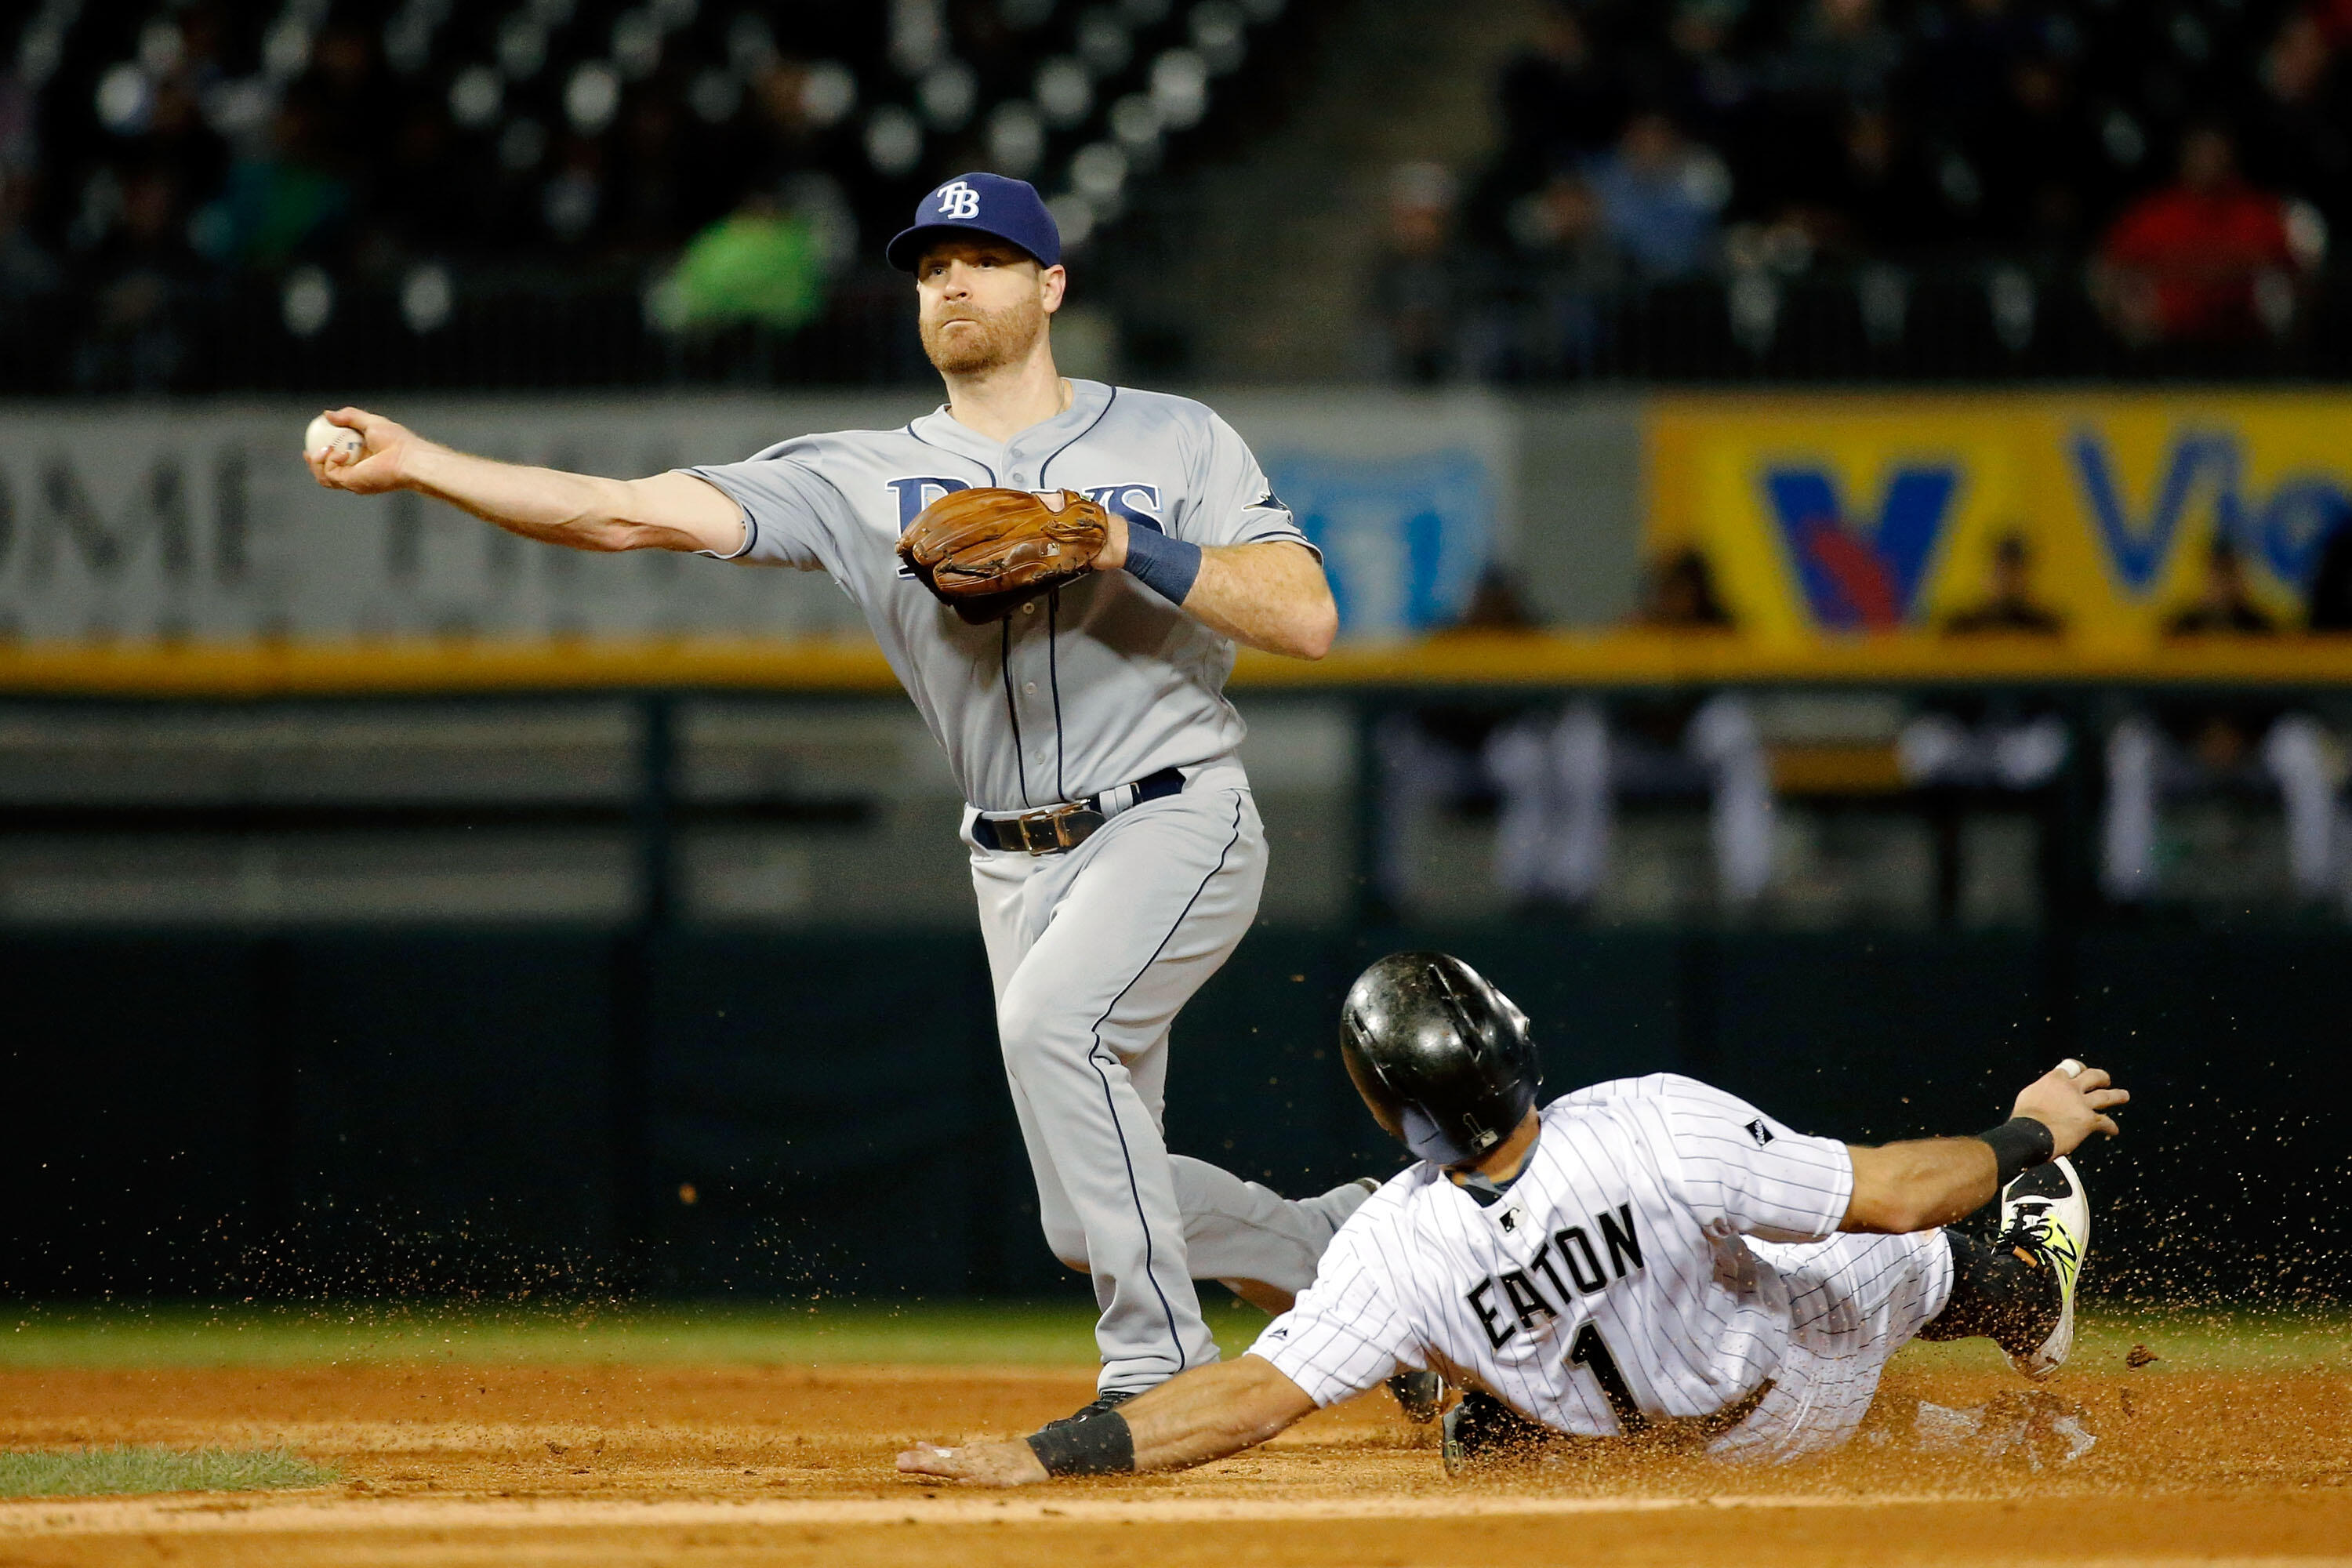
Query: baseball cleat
1439 1392 1484 1475
1996 1156 2089 1380
1388 1368 1444 1424
1439 1388 1552 1473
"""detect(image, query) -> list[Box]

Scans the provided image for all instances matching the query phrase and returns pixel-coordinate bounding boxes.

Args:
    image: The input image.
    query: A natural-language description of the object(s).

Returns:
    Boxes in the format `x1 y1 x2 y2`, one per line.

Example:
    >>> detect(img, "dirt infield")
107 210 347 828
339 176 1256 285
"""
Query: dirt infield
0 1346 2348 1567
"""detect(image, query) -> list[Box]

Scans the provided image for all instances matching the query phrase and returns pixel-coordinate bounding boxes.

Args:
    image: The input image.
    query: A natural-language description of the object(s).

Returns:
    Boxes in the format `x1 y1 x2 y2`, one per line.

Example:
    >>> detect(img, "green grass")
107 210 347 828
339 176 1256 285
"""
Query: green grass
1897 1305 2352 1375
0 1446 336 1498
0 1299 2343 1375
0 1298 1272 1370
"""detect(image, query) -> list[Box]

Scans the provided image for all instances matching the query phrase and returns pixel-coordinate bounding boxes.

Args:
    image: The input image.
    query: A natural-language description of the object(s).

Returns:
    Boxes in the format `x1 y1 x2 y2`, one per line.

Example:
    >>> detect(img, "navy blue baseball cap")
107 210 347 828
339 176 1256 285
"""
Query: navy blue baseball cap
886 172 1062 272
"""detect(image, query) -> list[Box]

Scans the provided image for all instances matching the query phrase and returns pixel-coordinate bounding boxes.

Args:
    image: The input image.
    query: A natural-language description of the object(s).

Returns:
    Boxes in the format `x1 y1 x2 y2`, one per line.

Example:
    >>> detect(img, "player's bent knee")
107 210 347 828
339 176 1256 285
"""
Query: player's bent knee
995 985 1091 1069
1040 1218 1092 1273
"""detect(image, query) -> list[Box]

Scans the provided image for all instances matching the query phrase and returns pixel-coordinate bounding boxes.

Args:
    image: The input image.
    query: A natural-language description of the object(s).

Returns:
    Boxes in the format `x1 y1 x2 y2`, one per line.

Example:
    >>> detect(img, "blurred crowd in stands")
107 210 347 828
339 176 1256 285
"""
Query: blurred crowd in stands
1373 0 2350 380
0 0 1280 390
9 0 2351 388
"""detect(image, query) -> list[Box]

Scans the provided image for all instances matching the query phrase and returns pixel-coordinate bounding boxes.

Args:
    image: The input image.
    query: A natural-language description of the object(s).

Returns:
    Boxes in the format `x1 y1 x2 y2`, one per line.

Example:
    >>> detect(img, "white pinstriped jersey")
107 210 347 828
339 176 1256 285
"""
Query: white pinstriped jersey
1250 1074 1857 1435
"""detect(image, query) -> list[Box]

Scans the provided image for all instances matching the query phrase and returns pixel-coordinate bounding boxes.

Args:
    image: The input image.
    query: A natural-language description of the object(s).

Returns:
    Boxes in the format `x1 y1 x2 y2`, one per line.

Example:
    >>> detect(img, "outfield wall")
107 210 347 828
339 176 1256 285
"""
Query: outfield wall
5 923 2343 1304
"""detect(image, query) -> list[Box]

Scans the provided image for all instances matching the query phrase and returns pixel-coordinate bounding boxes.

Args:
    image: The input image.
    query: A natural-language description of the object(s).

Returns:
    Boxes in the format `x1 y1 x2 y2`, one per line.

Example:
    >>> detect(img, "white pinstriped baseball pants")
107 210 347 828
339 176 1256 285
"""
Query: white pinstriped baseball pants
1706 1227 1956 1464
970 759 1362 1396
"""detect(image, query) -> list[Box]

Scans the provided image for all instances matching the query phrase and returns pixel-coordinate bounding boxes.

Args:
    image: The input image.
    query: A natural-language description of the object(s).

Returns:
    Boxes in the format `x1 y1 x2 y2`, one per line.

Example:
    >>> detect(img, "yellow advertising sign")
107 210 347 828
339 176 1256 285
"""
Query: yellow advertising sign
1647 392 2352 647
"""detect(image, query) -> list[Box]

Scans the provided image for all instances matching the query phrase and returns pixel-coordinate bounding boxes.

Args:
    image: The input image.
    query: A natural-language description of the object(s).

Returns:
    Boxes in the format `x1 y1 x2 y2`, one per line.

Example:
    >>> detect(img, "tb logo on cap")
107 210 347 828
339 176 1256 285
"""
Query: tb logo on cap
935 180 982 220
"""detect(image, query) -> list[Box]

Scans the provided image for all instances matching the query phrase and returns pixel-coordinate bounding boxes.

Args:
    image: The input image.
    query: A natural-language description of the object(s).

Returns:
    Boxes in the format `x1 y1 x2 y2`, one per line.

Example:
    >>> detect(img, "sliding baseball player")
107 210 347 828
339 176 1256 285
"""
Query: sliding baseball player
900 952 2125 1482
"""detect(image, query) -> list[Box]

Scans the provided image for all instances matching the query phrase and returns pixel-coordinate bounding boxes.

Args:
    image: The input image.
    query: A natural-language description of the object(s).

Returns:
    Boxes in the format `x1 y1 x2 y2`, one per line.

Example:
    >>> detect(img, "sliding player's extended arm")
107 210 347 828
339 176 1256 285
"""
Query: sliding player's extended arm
305 406 743 556
895 1355 1316 1487
1842 1063 2127 1236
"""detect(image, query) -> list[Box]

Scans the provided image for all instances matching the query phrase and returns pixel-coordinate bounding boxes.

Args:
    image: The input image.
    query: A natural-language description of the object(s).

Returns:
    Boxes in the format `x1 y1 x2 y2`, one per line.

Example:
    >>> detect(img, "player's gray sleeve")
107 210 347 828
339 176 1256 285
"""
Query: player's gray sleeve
1174 412 1319 556
677 446 854 572
1644 1075 1855 1245
1245 1225 1422 1406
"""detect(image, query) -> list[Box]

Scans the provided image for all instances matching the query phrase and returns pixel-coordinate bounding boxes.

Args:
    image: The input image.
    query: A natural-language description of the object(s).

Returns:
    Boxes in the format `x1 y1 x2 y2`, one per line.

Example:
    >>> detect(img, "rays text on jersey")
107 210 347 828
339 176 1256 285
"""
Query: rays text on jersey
884 477 1162 532
884 477 1163 580
1082 483 1163 533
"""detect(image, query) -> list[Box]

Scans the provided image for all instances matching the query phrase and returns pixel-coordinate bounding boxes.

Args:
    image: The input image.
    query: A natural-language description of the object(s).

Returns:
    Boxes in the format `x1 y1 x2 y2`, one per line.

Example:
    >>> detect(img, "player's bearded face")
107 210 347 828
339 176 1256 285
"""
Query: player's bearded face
917 254 1051 376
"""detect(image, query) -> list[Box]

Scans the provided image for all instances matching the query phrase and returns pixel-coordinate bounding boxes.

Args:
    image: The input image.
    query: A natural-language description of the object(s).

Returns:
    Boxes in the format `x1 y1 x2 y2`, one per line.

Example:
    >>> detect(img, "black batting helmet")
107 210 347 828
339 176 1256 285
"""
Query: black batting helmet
1339 952 1541 1167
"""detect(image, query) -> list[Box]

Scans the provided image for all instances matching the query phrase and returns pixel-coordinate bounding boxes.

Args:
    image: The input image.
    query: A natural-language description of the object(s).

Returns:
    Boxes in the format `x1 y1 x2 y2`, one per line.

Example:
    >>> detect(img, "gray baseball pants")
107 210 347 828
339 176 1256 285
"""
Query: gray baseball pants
970 758 1362 1396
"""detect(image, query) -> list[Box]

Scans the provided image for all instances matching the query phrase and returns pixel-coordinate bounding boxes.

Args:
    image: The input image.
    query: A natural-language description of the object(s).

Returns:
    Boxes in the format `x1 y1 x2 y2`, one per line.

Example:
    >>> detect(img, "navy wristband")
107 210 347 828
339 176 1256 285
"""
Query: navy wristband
1974 1116 2056 1191
1025 1411 1135 1476
1120 524 1202 606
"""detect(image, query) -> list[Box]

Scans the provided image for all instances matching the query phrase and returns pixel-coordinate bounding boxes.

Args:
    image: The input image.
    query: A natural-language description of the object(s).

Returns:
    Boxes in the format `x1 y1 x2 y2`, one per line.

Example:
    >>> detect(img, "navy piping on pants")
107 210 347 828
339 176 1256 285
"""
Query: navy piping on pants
1084 789 1246 1381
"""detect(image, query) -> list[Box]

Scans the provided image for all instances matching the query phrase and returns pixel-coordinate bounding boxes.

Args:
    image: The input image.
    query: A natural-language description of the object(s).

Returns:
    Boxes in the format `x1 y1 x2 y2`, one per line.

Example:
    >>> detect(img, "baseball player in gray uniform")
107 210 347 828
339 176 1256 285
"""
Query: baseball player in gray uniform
307 172 1373 1414
900 953 2129 1484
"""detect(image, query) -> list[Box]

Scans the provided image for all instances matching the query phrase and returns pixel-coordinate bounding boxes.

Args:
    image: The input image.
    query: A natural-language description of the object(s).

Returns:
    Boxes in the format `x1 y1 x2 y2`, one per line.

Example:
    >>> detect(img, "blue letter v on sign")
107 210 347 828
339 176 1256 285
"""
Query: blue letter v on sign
1762 464 1956 628
2067 428 2243 596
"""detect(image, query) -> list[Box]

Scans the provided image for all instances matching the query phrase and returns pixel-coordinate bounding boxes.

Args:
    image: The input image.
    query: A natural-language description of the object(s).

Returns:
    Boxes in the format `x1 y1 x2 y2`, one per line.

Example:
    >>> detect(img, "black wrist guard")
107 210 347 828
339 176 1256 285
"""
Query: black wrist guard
1975 1116 2056 1191
1025 1411 1135 1477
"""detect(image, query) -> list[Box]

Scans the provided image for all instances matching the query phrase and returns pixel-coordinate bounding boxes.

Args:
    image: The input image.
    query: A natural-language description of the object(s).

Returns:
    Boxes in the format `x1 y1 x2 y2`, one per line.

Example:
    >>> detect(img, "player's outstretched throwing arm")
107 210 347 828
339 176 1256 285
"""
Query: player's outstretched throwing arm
303 406 1337 660
305 408 747 556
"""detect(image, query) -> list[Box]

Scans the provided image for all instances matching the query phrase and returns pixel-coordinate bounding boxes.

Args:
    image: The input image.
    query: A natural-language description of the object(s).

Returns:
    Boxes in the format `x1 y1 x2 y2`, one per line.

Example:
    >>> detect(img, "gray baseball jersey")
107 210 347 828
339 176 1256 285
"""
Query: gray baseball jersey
684 379 1313 811
1250 1073 1953 1458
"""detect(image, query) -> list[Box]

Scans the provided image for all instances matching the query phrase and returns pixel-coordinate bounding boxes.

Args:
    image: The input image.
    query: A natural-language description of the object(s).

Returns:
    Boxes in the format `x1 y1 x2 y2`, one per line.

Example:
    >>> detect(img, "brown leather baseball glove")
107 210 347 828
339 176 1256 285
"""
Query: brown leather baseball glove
895 487 1112 625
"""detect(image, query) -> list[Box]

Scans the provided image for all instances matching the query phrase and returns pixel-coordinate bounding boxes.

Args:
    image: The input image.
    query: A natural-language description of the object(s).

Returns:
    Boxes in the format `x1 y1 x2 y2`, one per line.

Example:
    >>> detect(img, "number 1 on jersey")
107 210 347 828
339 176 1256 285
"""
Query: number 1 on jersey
1567 1321 1650 1435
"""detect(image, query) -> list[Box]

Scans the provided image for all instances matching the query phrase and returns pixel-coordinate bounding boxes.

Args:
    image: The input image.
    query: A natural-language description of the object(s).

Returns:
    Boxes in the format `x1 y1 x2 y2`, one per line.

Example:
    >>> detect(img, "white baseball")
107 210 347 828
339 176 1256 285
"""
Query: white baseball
305 413 365 463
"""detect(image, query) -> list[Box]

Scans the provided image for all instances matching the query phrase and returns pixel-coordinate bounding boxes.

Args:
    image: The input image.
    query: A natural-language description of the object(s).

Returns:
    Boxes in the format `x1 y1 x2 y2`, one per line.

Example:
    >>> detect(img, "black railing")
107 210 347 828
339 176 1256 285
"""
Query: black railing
0 270 932 397
2 680 2343 933
1452 263 2352 384
16 260 2352 395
